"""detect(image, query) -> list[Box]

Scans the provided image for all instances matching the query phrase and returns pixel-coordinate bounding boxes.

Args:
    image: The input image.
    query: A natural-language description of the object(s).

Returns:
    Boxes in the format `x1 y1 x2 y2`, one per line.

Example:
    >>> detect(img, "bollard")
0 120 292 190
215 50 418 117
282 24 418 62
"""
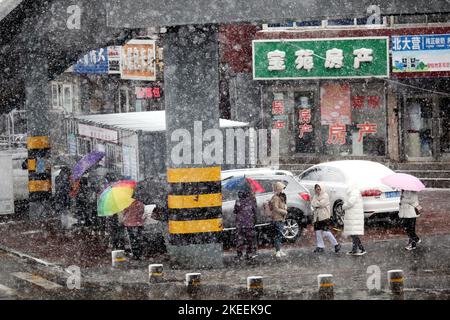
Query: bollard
149 264 164 283
388 270 404 295
185 273 201 295
111 250 127 268
317 274 334 300
247 276 263 298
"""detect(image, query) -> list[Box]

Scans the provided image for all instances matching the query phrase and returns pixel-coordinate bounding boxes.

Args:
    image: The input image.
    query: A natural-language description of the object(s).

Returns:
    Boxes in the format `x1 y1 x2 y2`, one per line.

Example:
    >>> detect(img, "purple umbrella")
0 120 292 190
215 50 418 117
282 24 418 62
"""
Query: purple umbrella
381 173 426 192
70 151 106 182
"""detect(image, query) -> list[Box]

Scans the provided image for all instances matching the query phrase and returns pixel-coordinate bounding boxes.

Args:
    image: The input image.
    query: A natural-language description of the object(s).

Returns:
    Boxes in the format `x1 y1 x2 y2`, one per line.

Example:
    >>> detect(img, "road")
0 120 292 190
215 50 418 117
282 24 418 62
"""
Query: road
0 189 449 300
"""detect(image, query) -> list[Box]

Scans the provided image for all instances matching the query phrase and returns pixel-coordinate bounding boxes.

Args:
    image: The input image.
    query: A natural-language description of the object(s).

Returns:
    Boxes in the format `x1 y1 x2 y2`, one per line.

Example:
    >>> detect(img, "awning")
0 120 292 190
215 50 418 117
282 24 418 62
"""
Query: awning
75 111 250 133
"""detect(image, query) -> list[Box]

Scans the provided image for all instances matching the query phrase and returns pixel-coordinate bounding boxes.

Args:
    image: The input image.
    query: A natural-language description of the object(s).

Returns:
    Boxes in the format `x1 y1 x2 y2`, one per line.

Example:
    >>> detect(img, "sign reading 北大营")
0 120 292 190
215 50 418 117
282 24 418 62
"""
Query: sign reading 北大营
392 34 450 73
253 37 389 80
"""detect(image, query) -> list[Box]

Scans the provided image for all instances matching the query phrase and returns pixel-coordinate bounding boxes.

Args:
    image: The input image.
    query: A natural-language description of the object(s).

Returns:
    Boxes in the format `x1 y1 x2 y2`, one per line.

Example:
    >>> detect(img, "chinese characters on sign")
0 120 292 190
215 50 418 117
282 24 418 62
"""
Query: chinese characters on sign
298 109 313 138
272 100 285 115
135 86 162 99
78 124 119 144
253 37 389 79
392 34 450 73
121 39 156 81
356 122 378 142
325 48 344 69
295 50 314 71
327 124 347 145
267 50 286 71
351 95 381 109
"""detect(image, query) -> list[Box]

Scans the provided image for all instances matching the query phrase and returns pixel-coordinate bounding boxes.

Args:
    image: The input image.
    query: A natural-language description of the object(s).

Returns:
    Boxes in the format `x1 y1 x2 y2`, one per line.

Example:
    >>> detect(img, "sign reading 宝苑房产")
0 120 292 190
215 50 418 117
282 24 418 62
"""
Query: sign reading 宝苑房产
253 37 389 80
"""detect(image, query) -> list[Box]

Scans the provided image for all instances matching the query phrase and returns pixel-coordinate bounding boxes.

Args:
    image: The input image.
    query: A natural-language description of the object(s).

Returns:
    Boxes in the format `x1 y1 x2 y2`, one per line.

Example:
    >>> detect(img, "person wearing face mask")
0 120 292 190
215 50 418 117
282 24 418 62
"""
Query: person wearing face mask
311 184 341 253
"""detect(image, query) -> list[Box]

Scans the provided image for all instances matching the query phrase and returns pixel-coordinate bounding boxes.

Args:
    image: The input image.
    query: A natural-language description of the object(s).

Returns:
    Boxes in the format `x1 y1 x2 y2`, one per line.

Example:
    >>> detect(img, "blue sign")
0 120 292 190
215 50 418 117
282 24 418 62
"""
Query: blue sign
74 48 109 74
392 34 450 51
392 34 450 73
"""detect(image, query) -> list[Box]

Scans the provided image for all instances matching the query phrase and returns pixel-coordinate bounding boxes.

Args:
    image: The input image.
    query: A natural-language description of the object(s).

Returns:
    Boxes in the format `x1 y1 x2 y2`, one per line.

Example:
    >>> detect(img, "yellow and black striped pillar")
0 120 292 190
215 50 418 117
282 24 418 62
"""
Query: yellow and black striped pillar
167 166 223 245
27 136 52 201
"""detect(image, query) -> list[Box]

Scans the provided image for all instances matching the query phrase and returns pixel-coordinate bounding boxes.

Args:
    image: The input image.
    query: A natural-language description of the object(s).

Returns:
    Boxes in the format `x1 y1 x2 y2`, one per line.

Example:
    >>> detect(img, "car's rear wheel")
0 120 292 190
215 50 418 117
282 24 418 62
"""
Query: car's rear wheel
282 210 304 242
332 201 345 228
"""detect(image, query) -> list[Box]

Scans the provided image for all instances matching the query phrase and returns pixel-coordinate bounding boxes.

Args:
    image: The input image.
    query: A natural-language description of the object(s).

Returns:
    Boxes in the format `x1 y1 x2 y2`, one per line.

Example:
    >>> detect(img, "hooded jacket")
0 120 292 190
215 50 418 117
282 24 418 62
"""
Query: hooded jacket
234 193 257 228
311 189 331 223
342 184 364 236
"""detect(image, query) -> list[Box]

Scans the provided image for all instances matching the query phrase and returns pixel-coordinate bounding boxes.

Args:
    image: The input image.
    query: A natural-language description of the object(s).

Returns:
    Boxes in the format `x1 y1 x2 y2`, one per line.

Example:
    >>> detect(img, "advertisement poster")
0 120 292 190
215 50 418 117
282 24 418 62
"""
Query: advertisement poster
74 48 109 74
108 46 122 74
392 34 450 73
320 83 351 125
121 39 156 81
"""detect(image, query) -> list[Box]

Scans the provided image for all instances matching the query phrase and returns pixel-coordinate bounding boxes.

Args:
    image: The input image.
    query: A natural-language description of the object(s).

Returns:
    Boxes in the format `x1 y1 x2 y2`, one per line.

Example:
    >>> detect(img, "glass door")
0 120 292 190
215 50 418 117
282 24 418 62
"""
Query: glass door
403 97 434 160
439 98 450 159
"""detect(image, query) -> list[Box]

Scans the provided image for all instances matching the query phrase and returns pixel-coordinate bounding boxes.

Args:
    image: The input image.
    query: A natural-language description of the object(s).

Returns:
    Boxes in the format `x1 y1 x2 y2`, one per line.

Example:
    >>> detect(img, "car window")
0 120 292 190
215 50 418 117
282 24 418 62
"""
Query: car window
322 167 345 183
252 179 289 193
300 168 319 181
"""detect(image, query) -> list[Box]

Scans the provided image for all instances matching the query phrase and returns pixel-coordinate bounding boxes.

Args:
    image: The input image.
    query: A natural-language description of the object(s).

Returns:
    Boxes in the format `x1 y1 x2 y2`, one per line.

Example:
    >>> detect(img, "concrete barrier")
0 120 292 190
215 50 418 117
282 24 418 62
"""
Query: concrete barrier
149 264 164 283
317 274 334 300
185 273 201 295
388 270 404 295
111 250 127 268
247 276 263 297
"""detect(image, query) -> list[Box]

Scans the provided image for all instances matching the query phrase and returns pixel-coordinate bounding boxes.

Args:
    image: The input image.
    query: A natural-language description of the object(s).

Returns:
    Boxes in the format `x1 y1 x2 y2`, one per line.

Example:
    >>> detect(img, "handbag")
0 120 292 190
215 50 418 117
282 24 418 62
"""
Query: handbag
263 201 273 218
414 205 423 216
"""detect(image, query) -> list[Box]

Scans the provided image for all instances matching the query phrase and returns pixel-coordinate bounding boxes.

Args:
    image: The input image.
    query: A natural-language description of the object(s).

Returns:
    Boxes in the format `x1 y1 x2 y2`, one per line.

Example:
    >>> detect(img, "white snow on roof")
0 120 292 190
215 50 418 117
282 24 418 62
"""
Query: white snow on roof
0 0 22 22
75 111 249 132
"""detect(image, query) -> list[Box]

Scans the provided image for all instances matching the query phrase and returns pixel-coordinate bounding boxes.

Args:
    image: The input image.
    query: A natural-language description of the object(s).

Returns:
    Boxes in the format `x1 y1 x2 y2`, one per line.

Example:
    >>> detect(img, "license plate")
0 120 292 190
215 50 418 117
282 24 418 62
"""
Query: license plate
385 191 400 198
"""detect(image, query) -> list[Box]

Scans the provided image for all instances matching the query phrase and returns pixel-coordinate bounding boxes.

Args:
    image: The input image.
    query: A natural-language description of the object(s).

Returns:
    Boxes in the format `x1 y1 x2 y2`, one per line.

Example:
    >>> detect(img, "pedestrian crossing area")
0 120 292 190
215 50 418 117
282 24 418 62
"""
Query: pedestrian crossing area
0 271 64 300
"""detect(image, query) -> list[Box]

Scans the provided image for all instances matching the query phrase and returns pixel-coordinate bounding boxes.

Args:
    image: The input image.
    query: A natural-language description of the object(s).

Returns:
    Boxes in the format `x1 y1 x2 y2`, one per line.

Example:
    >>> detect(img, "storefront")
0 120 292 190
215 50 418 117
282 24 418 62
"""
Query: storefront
392 33 450 161
253 37 390 161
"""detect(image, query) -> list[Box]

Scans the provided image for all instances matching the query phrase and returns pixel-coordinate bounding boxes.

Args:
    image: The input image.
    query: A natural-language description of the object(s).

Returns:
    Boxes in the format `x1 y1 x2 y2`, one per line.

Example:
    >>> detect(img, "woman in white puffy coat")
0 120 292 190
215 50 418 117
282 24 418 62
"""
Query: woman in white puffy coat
399 190 421 250
342 183 366 255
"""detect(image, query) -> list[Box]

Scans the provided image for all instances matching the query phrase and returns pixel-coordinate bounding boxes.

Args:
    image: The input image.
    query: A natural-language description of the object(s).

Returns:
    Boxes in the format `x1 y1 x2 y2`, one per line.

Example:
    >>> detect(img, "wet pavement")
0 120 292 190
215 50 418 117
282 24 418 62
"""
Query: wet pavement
0 189 450 299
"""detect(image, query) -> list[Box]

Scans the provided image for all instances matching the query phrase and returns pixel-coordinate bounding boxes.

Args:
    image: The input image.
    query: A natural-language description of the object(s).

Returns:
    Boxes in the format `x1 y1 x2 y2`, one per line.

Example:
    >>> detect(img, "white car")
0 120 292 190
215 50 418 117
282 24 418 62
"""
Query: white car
297 160 401 226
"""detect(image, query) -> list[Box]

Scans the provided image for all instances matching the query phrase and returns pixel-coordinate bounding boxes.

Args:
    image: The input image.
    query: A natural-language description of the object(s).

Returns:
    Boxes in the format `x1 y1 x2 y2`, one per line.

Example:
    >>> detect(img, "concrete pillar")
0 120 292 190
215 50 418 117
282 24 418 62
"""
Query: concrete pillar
164 25 223 269
25 49 52 222
387 83 400 162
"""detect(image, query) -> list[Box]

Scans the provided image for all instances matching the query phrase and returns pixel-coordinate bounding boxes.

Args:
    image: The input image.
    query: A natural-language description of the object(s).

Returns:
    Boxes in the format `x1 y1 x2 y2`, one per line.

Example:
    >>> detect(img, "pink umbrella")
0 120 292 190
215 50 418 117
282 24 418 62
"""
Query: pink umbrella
381 173 426 192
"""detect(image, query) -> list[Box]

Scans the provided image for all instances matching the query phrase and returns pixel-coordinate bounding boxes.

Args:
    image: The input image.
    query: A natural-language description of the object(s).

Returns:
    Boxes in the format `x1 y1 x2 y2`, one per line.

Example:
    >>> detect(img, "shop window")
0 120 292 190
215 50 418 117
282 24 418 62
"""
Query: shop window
294 91 316 153
320 82 386 157
77 137 92 156
62 84 73 113
118 87 130 113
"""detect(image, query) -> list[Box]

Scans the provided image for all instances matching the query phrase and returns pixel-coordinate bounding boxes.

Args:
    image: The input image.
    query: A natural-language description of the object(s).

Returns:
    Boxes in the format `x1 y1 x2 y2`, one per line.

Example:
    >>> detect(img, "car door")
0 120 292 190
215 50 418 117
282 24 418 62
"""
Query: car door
320 167 347 206
221 186 238 229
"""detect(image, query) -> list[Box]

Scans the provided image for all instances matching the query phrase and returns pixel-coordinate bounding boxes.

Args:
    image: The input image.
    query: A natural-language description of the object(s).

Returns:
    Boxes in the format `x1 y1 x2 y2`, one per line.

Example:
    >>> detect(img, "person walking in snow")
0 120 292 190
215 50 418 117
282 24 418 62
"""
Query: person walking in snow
342 182 366 256
311 184 341 253
399 190 421 251
234 188 258 260
270 182 288 258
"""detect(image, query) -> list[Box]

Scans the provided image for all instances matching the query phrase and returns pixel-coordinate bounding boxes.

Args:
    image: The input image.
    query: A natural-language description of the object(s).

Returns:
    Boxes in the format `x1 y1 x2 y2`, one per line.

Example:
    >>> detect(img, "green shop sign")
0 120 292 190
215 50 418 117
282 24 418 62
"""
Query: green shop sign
253 37 389 80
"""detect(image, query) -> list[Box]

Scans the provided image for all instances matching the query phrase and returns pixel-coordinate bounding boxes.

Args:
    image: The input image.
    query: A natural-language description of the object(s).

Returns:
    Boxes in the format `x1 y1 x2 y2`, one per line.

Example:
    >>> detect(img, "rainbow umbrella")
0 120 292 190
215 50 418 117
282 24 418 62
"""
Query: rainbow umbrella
97 180 137 217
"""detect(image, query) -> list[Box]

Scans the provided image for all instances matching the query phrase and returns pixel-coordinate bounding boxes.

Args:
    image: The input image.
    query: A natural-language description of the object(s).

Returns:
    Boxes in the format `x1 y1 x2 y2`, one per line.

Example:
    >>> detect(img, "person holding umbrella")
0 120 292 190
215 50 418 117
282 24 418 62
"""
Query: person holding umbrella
399 190 421 251
234 185 258 261
381 173 425 251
